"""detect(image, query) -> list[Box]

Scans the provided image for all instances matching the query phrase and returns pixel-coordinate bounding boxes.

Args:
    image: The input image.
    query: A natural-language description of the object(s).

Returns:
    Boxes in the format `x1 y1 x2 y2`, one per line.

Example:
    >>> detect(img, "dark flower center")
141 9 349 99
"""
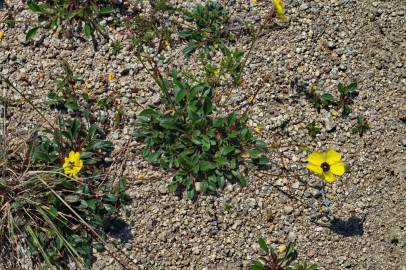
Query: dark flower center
321 162 330 172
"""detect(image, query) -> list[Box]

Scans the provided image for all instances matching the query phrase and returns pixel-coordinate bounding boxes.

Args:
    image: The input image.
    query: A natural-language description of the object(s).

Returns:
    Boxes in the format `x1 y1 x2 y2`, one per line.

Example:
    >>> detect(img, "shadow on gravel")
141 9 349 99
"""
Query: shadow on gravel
104 219 133 243
329 216 364 237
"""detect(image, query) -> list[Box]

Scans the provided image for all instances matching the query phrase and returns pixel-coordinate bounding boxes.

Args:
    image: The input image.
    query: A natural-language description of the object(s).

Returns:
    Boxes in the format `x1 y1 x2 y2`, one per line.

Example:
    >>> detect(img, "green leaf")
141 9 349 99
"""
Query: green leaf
255 140 267 149
258 238 268 253
99 7 114 14
70 118 81 138
167 181 178 193
347 82 357 93
139 108 159 118
103 194 118 202
84 23 92 39
88 140 113 151
88 123 99 136
221 145 235 155
175 87 187 103
65 98 78 111
199 161 216 172
160 118 177 129
27 0 42 12
203 96 213 115
251 260 265 270
283 243 295 260
183 43 199 55
26 27 39 41
80 152 93 159
48 207 58 218
248 148 262 158
253 157 269 165
227 112 237 126
321 93 334 104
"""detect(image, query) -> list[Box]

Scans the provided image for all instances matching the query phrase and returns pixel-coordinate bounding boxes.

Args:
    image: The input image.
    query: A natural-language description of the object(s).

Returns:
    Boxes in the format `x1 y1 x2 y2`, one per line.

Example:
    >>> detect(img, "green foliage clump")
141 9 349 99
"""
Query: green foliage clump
180 0 229 55
306 121 321 137
180 1 243 85
306 85 334 113
337 82 358 115
307 82 358 116
352 116 369 137
25 0 116 41
252 239 318 270
1 64 129 269
133 70 268 199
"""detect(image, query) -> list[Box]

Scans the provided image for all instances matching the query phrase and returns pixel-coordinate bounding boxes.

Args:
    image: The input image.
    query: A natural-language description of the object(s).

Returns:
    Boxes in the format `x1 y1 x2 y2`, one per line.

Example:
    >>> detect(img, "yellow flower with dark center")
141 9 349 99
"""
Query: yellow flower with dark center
306 149 345 182
63 151 83 177
273 0 288 21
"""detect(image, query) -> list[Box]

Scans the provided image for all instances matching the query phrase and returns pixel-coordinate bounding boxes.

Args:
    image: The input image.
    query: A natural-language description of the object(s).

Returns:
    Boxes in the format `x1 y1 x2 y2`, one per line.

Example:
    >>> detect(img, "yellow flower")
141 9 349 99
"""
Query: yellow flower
0 31 4 41
107 73 115 81
63 151 83 177
306 149 345 182
251 0 257 4
163 40 170 49
213 68 220 77
255 126 261 133
273 0 288 21
277 244 287 253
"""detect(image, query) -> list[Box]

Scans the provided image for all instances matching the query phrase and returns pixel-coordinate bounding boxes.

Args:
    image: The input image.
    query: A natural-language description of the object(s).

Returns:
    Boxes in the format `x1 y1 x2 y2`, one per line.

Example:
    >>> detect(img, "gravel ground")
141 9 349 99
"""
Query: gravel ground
1 0 405 269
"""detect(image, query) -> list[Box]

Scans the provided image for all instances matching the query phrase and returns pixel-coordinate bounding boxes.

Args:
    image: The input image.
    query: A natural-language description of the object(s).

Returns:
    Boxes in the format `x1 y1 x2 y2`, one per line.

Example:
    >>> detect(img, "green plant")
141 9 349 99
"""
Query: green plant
25 0 116 41
133 70 268 199
352 116 369 136
307 85 334 113
180 0 229 56
178 1 244 86
0 65 129 269
111 39 122 56
251 239 318 270
129 0 174 52
306 121 321 137
337 82 358 115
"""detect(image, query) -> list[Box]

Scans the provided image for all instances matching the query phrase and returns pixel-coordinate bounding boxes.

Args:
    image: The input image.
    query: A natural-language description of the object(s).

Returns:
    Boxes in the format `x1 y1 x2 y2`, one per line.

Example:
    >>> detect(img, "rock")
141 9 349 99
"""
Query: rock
325 116 336 132
284 206 294 215
287 231 296 242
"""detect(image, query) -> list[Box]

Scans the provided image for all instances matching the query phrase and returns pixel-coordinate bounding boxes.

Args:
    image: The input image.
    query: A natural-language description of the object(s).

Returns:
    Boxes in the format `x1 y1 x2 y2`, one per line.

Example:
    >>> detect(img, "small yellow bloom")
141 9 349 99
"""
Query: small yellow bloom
251 0 257 4
107 73 115 81
273 0 288 21
163 40 170 49
63 151 83 177
241 152 250 160
0 31 4 41
306 149 345 182
277 244 287 253
213 68 220 77
255 126 261 133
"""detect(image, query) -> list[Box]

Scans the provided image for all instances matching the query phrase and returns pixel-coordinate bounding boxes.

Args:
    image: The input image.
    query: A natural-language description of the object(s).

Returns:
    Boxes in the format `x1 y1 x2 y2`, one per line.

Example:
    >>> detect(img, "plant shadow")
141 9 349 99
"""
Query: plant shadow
104 219 133 243
328 215 365 237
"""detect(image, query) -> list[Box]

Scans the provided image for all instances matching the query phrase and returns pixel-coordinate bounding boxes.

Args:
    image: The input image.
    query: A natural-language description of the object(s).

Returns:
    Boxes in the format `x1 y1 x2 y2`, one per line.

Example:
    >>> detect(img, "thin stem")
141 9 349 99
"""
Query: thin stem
0 74 57 130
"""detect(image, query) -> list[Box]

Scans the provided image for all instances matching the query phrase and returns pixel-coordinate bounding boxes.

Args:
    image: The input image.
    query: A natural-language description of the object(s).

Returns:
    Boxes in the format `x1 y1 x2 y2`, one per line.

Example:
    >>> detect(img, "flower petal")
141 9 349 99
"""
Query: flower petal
68 150 75 159
273 0 288 21
325 149 341 164
307 151 324 166
322 171 336 182
330 161 345 176
306 163 323 175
